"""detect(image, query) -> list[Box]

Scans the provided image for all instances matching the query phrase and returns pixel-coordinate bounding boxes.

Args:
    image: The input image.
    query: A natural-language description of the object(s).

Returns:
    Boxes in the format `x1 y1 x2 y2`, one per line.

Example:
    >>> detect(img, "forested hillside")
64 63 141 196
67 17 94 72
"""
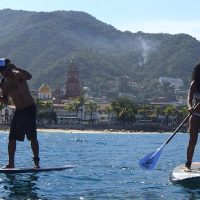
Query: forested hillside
0 9 200 99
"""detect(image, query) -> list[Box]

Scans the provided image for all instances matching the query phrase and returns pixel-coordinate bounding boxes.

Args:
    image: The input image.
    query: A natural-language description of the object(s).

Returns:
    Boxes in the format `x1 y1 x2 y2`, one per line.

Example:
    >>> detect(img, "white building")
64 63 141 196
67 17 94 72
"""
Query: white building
53 104 79 124
0 105 15 124
119 93 136 100
159 76 184 88
52 103 116 124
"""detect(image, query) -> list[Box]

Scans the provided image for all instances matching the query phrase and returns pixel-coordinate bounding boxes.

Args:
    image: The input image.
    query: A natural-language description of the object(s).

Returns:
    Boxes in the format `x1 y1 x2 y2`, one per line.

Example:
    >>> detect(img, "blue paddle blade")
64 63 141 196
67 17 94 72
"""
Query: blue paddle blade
139 147 164 170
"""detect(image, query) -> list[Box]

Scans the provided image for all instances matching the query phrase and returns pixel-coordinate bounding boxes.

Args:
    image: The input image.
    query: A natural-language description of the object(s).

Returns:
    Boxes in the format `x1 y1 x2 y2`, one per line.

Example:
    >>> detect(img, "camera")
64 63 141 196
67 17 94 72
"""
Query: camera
0 58 7 70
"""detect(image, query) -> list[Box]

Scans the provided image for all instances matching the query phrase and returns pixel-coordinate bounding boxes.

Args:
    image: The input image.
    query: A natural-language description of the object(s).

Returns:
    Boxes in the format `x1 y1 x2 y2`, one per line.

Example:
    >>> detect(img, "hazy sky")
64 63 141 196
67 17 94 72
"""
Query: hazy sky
1 0 200 40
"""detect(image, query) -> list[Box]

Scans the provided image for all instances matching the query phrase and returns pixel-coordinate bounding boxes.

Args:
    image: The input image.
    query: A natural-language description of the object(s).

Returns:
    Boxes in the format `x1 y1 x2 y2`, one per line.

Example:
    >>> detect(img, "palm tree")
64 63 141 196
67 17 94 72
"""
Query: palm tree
64 97 86 124
65 98 81 114
177 106 188 123
36 99 53 110
64 102 76 113
164 105 176 115
85 100 98 124
137 104 150 119
111 97 137 124
163 105 177 125
105 105 113 122
76 96 85 123
36 99 55 124
111 100 121 118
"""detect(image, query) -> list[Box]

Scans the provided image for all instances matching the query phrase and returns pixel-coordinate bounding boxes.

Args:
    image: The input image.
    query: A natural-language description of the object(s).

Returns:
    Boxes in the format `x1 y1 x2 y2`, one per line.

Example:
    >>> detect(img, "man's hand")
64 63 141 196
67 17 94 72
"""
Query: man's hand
8 63 17 71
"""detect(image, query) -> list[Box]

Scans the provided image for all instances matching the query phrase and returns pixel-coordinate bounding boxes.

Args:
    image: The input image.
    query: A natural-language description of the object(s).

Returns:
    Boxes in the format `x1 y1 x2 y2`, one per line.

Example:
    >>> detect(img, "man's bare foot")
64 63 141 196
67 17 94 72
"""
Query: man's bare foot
2 164 15 169
184 161 191 172
183 166 191 172
33 157 40 168
33 164 40 168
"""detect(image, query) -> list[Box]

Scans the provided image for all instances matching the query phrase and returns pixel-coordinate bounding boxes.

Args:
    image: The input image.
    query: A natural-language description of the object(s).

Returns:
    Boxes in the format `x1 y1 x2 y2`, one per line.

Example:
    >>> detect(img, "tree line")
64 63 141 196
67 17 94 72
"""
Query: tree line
35 97 188 125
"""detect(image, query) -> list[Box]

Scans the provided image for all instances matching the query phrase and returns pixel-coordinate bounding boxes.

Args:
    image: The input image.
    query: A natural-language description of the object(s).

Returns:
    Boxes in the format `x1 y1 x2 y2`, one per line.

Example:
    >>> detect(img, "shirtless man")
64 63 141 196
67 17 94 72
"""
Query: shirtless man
0 58 40 168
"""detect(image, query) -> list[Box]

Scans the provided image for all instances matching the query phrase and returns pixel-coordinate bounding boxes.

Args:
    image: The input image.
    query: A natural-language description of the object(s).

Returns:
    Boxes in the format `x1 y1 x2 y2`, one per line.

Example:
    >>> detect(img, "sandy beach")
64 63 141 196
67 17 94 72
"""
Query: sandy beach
36 128 174 134
37 128 132 134
0 122 187 134
0 124 185 134
0 125 183 134
35 122 188 134
0 128 136 134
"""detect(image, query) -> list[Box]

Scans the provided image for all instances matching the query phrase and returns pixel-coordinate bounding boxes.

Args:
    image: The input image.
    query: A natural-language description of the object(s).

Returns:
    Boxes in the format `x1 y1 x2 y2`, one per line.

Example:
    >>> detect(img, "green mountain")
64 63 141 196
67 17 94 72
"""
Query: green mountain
0 9 200 100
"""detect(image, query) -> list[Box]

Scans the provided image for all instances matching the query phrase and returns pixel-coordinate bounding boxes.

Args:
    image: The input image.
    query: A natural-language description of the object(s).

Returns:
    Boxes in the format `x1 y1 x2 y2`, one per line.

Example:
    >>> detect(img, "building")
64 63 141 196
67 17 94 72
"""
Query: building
119 92 136 100
159 76 184 88
65 60 82 99
0 105 15 124
38 83 52 100
53 86 63 103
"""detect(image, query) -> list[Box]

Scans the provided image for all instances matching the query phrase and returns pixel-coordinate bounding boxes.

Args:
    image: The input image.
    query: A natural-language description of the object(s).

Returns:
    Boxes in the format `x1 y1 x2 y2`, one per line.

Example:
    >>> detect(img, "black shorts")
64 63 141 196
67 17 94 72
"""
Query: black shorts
9 104 37 141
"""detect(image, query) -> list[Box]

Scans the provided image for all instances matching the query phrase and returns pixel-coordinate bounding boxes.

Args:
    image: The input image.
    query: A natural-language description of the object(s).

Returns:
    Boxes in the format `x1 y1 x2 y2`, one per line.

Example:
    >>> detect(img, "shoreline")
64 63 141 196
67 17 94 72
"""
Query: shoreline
37 128 187 134
0 128 164 134
0 128 187 134
36 123 188 134
0 128 176 134
0 124 188 134
36 123 188 133
37 128 147 134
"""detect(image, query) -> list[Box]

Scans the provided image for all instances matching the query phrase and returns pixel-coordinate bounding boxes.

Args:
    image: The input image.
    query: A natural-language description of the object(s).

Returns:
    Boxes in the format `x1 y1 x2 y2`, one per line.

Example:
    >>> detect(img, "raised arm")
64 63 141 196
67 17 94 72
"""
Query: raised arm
11 64 32 80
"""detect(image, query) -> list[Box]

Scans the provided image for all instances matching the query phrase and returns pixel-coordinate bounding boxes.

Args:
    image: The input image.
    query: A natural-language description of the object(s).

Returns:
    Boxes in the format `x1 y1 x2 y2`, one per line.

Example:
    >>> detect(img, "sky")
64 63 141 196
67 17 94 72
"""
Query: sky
1 0 200 40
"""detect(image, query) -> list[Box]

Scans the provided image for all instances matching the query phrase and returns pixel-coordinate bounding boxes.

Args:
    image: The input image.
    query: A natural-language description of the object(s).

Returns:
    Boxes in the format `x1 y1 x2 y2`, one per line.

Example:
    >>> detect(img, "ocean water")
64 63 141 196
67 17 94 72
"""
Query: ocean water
0 131 199 199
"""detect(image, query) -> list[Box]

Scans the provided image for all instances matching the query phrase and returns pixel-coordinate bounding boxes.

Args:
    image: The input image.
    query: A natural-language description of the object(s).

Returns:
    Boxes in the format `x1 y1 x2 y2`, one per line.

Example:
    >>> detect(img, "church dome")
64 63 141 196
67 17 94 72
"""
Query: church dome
39 83 51 93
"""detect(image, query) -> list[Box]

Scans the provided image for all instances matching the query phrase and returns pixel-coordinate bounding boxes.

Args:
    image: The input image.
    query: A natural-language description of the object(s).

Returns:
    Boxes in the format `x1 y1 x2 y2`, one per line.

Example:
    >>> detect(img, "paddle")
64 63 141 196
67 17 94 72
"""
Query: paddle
139 102 200 170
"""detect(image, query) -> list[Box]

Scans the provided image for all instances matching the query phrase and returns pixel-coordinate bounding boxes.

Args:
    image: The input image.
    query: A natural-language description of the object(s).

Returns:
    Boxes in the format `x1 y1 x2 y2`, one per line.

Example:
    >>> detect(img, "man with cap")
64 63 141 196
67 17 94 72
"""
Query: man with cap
0 58 40 168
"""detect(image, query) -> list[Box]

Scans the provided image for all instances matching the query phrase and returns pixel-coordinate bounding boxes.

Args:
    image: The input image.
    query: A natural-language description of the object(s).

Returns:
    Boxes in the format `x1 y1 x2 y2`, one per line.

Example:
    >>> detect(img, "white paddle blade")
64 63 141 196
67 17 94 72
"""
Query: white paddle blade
139 148 163 170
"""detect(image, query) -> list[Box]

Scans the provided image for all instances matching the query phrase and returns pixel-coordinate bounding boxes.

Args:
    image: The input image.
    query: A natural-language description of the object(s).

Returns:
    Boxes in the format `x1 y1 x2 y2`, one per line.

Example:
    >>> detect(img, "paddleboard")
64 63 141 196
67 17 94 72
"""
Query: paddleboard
170 162 200 185
0 165 75 174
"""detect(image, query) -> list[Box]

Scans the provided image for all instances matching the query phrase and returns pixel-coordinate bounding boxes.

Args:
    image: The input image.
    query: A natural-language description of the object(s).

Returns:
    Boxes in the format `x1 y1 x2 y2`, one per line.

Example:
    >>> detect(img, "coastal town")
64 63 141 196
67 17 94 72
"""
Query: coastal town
0 60 190 132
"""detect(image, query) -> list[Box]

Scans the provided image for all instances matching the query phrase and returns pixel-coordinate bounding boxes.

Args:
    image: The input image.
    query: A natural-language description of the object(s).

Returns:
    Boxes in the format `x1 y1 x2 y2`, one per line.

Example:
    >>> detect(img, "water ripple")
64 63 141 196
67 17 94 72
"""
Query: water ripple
0 132 198 199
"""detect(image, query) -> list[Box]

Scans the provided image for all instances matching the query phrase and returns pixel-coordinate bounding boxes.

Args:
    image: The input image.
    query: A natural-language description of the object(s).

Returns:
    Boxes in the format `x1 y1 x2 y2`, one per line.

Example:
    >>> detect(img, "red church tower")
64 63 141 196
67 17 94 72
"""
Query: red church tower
65 60 82 99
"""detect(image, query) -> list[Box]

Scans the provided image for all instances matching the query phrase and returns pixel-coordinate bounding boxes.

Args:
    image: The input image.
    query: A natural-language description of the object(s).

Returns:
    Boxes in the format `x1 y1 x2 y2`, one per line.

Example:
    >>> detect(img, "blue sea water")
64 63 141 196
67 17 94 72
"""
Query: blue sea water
0 131 199 199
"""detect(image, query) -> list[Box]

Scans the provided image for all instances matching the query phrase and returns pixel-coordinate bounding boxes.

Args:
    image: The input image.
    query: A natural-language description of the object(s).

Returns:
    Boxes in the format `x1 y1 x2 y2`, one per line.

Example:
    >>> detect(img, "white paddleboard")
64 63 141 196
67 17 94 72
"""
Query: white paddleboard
0 165 75 174
170 162 200 185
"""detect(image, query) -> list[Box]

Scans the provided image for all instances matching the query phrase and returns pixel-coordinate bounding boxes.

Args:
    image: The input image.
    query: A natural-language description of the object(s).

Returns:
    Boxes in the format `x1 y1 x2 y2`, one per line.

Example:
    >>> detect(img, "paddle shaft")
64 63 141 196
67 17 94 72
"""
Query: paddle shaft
165 102 200 145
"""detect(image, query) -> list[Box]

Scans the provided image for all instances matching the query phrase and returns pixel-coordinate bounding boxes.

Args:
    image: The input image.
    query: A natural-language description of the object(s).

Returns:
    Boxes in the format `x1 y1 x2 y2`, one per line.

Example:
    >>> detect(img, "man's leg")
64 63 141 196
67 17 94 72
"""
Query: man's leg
6 139 16 168
31 138 40 168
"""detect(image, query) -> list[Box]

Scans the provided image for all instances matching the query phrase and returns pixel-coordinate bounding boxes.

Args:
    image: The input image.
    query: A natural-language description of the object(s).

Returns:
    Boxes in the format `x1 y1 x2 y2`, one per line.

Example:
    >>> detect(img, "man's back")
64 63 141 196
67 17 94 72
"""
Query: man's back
2 70 34 109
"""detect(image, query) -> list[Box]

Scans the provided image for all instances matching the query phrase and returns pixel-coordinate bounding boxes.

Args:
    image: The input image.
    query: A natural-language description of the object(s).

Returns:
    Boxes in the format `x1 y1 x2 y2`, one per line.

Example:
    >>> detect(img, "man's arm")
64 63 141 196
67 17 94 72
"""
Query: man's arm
11 64 32 80
188 81 195 111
